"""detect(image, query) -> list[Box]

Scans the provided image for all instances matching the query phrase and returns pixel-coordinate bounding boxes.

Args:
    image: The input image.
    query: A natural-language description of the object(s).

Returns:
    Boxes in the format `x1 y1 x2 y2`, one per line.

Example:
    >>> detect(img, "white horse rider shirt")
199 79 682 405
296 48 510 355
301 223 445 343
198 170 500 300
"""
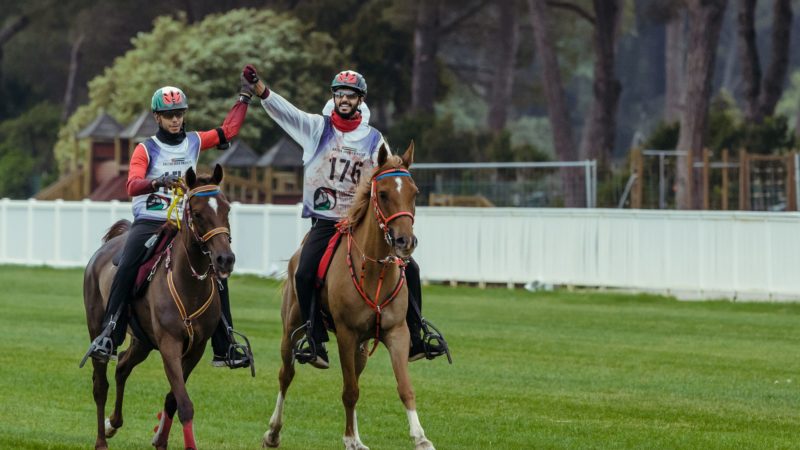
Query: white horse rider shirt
260 92 386 221
131 134 200 221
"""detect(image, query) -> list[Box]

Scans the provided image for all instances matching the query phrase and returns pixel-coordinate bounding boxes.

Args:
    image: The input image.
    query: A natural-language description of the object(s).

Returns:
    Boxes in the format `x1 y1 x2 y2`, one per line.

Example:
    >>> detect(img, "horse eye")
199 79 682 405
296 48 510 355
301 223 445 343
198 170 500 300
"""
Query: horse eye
379 191 388 201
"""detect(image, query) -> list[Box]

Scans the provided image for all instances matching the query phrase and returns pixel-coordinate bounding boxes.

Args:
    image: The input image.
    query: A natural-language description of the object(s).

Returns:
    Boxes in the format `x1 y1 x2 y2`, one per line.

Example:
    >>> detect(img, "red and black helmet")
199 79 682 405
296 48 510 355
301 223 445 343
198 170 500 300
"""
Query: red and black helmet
331 70 367 96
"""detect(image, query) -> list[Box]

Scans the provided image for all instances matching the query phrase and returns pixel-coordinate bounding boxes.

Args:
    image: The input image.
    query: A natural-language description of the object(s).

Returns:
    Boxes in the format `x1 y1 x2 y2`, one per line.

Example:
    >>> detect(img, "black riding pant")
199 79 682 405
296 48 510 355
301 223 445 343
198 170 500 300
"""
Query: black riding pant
103 218 234 355
295 218 425 343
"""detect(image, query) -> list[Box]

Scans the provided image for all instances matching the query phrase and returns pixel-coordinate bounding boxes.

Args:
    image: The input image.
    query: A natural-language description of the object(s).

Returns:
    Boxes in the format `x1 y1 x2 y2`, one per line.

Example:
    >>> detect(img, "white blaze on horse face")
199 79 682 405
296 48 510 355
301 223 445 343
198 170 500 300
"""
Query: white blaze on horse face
395 176 403 195
208 197 219 214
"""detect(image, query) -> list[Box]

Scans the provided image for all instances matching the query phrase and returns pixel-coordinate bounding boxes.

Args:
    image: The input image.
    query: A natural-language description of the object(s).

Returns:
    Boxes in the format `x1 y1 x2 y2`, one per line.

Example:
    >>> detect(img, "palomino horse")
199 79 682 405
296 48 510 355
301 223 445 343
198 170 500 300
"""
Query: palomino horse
264 142 435 450
82 165 233 450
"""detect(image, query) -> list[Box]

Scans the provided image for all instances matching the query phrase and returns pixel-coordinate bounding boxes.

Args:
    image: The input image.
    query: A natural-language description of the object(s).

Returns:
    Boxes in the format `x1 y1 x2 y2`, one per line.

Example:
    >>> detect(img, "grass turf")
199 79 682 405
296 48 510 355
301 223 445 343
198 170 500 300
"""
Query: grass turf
0 265 798 449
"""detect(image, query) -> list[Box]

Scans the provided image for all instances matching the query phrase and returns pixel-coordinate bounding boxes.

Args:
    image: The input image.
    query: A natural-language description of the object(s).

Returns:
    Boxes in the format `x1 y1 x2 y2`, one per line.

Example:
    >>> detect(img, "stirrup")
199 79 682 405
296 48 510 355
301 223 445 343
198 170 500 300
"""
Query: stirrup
79 322 116 368
421 319 452 364
227 328 256 377
290 321 317 364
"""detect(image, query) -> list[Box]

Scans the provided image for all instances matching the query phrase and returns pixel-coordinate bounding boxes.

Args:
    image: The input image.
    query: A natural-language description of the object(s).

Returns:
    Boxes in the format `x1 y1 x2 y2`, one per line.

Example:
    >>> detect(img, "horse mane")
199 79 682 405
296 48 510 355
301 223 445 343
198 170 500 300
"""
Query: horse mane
346 154 406 229
102 219 131 243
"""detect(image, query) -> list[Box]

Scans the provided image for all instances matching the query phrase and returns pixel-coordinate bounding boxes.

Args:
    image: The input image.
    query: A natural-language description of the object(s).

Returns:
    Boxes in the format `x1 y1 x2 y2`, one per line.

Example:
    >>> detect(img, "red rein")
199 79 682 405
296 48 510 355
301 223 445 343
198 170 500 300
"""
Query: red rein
343 168 415 355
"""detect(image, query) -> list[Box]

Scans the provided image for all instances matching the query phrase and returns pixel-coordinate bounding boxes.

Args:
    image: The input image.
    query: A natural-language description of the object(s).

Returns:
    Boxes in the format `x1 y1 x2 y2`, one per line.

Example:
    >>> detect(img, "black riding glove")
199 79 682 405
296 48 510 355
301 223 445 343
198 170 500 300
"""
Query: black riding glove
152 174 183 191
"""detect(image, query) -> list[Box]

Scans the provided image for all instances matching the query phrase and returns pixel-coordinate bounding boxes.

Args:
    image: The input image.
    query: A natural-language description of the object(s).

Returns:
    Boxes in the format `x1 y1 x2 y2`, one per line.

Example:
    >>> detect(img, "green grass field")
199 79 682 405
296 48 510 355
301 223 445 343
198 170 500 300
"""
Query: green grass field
0 265 798 449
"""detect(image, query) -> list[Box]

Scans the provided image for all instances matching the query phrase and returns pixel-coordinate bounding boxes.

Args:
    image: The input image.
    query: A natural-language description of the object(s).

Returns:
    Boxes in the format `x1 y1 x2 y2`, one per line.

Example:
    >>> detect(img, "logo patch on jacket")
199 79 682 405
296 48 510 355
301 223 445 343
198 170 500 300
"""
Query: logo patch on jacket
313 187 337 211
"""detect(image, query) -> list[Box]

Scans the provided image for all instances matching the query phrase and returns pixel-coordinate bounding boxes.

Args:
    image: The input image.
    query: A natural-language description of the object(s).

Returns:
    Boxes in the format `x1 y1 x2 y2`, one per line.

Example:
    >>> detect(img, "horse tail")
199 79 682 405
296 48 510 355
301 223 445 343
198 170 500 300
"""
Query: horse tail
102 219 131 243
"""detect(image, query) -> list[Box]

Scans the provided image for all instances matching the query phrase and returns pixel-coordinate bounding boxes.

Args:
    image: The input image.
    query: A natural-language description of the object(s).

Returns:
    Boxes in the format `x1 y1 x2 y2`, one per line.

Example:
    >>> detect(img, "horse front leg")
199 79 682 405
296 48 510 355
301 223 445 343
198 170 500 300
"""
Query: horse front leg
159 339 198 450
383 325 435 450
336 329 368 450
152 391 177 450
106 340 151 438
91 359 110 450
263 328 296 448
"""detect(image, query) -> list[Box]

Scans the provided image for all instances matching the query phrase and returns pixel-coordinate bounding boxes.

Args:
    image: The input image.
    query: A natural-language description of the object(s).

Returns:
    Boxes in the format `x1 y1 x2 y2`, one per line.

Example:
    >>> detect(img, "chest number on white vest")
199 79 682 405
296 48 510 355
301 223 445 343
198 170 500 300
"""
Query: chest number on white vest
329 157 364 185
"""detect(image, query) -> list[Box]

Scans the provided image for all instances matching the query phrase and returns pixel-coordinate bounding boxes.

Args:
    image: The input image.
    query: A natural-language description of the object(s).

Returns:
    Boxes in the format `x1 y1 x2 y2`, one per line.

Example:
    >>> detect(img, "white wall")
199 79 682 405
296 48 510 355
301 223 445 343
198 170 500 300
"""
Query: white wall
2 198 799 300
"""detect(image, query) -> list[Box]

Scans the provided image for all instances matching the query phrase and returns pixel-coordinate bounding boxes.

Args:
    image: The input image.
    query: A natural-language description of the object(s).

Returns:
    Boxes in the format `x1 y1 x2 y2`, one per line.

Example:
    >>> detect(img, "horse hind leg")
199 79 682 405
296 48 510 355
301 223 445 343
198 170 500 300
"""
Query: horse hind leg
383 326 435 450
91 359 110 450
105 340 151 438
263 325 297 448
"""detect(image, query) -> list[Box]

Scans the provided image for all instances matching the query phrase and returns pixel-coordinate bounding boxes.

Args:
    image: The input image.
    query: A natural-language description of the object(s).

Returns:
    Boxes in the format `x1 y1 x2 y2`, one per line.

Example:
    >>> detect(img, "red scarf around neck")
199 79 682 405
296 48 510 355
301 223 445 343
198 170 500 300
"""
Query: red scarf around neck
331 110 362 132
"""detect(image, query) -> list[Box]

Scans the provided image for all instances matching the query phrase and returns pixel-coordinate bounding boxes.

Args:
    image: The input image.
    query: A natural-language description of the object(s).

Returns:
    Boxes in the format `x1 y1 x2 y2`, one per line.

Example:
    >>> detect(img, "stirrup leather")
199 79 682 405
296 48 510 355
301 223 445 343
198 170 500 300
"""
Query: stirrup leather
226 327 256 377
420 319 452 364
290 321 318 364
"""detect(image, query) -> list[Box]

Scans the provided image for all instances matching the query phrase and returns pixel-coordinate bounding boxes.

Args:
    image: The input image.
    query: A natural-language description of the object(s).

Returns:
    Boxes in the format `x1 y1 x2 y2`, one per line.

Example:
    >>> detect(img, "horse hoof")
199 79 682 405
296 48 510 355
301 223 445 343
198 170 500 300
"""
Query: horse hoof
343 436 369 450
104 418 118 438
262 430 280 448
414 438 435 450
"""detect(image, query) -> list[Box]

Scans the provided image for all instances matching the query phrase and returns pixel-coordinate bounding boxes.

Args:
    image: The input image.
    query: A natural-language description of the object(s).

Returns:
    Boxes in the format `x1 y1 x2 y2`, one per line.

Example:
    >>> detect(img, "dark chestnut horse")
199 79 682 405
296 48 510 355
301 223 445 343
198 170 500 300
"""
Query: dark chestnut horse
263 142 435 450
82 165 233 450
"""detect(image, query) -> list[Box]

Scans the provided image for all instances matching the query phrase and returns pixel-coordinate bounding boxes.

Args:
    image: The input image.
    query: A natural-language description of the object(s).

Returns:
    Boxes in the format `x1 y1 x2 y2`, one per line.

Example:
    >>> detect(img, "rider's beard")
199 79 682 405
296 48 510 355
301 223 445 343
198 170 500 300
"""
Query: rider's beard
335 103 357 119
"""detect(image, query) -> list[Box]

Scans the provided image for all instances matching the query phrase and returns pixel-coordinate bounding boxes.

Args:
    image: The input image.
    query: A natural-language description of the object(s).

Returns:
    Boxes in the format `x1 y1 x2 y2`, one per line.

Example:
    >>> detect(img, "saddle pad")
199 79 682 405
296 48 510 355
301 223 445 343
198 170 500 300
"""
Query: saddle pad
315 231 344 289
133 227 178 296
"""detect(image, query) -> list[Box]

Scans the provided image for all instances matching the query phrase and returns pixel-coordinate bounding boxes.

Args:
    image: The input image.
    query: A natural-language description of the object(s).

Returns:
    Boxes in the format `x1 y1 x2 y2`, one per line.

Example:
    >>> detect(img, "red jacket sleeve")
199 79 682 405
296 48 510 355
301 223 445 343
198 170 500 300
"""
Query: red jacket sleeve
127 144 154 196
197 100 249 151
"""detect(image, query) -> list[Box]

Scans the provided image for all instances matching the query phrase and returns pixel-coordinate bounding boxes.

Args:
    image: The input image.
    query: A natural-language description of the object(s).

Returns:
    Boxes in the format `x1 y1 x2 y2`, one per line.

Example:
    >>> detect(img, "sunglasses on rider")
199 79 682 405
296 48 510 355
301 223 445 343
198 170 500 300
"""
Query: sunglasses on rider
159 110 186 119
333 89 360 101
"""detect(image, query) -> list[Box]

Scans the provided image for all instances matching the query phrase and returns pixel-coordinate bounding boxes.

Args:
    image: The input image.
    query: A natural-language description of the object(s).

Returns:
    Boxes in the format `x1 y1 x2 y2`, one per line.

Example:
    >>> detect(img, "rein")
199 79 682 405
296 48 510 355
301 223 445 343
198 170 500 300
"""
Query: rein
163 184 231 355
343 168 415 355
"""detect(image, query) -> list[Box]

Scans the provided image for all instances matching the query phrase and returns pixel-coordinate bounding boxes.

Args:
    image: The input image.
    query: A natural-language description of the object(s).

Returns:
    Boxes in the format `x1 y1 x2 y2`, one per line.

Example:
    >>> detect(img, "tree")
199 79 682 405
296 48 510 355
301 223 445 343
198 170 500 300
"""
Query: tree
577 0 623 175
411 0 440 114
527 0 579 206
487 0 519 132
663 2 686 123
737 0 792 122
53 9 343 172
675 0 727 209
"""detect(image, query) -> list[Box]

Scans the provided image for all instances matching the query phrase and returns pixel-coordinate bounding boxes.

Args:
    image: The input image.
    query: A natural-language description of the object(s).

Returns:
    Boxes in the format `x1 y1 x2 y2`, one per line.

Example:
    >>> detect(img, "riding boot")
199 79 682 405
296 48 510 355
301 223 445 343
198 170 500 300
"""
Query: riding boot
291 287 329 369
406 260 452 363
211 279 253 370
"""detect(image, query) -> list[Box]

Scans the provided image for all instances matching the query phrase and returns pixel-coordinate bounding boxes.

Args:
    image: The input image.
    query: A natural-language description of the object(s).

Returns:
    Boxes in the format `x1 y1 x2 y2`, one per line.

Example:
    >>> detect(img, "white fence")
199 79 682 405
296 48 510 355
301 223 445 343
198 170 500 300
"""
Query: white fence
2 198 799 300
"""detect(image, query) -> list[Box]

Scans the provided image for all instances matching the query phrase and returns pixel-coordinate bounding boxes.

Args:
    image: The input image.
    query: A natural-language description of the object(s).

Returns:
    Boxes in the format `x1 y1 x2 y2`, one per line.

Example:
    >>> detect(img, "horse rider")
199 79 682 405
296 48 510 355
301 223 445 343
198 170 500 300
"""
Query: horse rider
82 82 255 369
241 64 449 369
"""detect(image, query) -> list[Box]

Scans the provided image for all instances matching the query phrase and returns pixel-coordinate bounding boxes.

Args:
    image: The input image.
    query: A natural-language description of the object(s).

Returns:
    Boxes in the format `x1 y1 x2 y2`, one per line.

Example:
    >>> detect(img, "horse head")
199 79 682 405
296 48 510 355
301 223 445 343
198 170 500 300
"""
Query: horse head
183 164 235 278
371 141 418 259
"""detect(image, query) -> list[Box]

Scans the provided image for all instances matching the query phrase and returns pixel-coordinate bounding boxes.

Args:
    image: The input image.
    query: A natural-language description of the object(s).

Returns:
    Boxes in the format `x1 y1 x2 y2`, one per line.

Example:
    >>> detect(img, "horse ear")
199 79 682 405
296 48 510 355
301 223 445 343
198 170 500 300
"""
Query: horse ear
401 140 415 168
185 167 196 188
212 164 224 185
377 142 389 167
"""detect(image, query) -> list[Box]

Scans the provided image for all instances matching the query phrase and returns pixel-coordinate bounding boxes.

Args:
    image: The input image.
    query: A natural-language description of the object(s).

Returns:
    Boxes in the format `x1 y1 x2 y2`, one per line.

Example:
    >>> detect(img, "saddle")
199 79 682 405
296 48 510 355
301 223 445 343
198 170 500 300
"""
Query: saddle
112 226 178 297
315 230 344 289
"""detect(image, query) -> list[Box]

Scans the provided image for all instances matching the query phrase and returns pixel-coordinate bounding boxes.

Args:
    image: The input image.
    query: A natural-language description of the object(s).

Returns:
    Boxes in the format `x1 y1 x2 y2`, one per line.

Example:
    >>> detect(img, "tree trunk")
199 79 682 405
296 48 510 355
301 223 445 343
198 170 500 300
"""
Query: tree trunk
527 0 579 206
664 9 686 123
578 0 622 175
411 0 440 114
488 0 519 132
62 33 85 123
676 0 727 209
737 0 761 122
758 0 792 118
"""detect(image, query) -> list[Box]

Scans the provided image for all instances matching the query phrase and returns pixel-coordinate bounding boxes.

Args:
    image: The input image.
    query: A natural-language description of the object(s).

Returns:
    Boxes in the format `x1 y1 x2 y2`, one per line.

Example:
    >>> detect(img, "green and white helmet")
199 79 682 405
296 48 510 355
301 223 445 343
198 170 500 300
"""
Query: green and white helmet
151 86 188 112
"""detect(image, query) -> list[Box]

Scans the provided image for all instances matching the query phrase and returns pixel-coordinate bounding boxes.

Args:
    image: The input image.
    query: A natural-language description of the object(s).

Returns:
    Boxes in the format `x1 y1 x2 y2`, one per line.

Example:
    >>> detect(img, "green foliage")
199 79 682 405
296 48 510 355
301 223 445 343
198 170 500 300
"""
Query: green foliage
388 114 550 163
643 120 680 150
0 102 60 197
643 94 795 154
54 9 343 172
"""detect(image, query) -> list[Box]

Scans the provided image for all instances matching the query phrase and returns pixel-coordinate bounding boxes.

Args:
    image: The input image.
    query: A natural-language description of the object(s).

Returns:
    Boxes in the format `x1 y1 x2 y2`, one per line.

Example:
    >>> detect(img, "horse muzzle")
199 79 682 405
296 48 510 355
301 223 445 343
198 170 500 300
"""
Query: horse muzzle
393 234 418 259
213 252 236 279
